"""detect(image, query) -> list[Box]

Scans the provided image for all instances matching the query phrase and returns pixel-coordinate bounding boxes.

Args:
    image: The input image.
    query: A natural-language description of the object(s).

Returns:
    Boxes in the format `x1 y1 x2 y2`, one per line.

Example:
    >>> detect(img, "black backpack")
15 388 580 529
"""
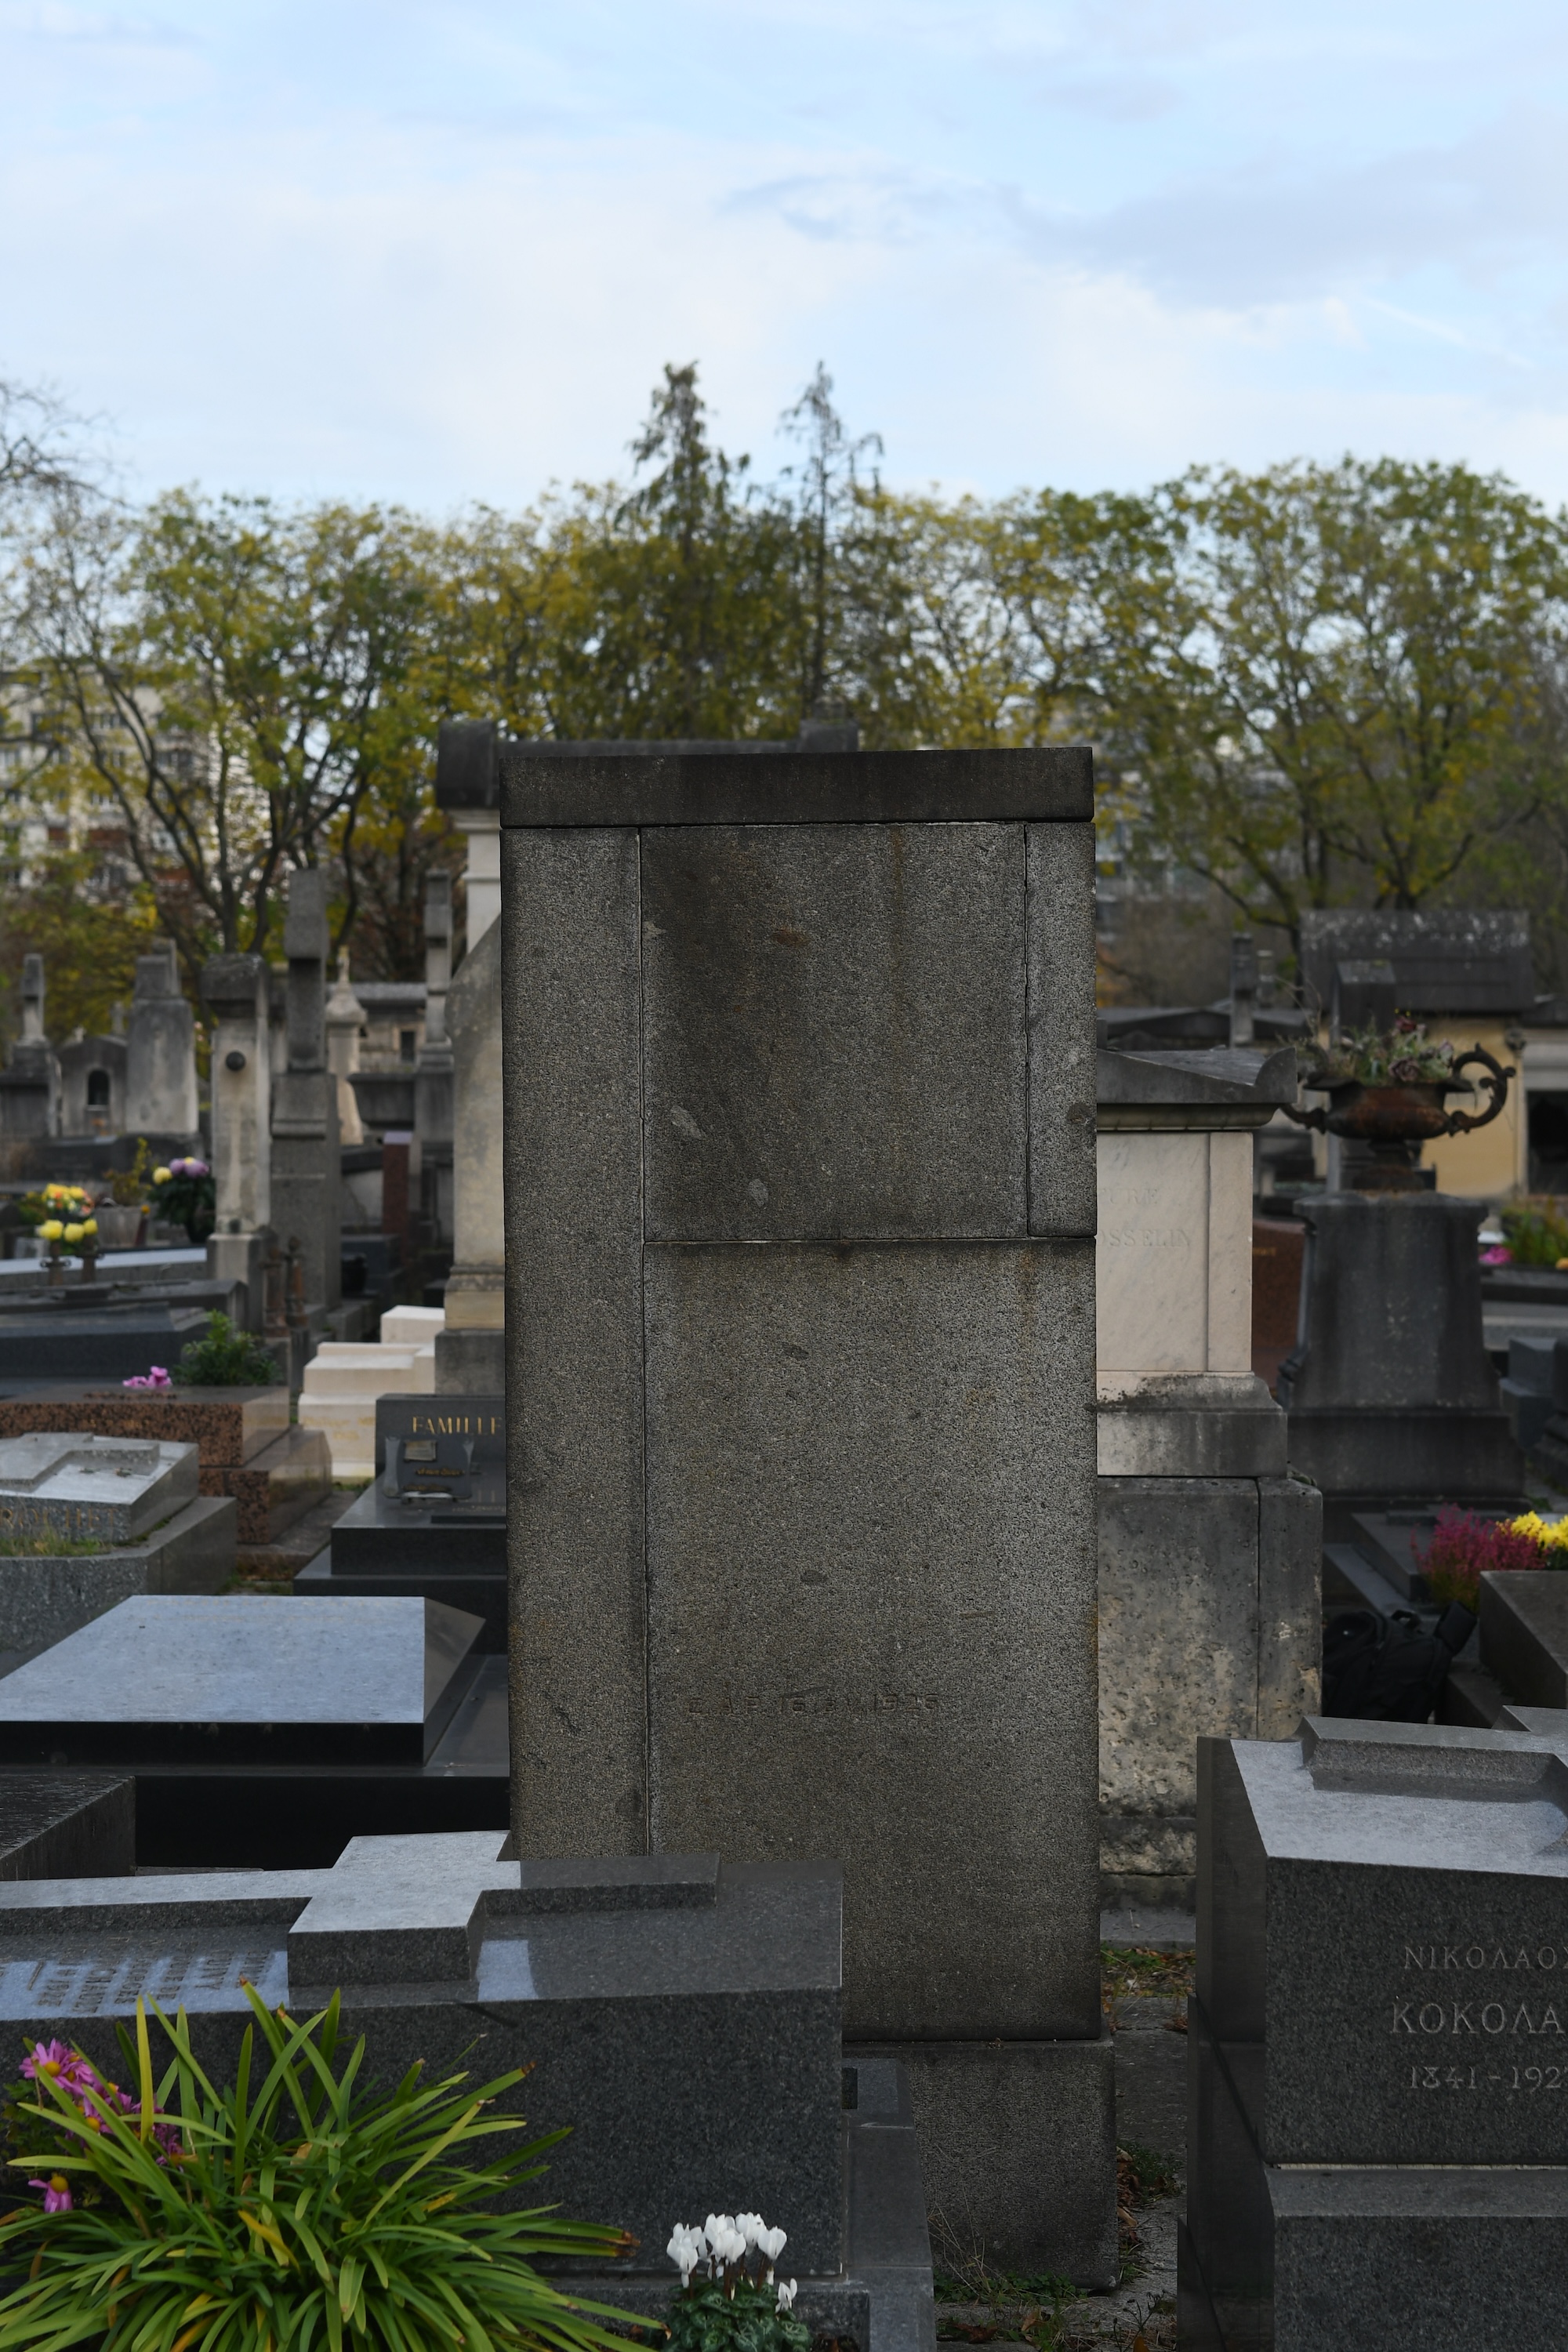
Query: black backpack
1322 1602 1475 1723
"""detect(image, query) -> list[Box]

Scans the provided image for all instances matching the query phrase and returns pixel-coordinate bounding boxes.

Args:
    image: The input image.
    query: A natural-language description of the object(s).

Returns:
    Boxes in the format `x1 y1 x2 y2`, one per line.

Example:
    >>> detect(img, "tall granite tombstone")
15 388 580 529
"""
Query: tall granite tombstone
202 952 274 1330
435 920 503 1393
124 942 198 1141
503 745 1112 2278
1185 1717 1568 2350
270 869 341 1318
1095 1045 1321 1910
1278 1193 1524 1537
0 955 62 1145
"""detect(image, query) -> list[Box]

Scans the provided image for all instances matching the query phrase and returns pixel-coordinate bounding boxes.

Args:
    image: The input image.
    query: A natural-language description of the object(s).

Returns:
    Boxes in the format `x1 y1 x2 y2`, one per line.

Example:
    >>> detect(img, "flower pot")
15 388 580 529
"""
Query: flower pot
93 1204 143 1251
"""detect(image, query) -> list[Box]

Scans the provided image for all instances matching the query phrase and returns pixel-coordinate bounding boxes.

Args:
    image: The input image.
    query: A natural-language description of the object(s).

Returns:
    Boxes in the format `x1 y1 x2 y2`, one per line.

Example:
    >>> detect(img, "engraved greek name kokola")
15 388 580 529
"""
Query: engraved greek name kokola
1392 2001 1565 2036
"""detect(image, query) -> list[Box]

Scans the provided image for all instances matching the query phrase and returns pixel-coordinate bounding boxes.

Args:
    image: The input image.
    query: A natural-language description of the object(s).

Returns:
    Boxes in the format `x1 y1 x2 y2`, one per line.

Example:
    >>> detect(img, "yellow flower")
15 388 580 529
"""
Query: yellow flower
81 1219 96 1238
153 1167 171 1184
38 1221 63 1242
62 1225 83 1245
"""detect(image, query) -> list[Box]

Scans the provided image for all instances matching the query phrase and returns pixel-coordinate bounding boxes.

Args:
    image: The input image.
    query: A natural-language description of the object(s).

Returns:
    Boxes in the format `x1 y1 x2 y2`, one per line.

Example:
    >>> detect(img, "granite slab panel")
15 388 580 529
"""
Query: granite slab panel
0 1771 134 1879
210 1423 332 1542
640 823 1027 1240
1200 1722 1568 2164
503 826 648 1854
500 745 1092 829
0 1846 846 2280
644 1236 1099 2042
328 1483 505 1574
0 1593 482 1766
1479 1567 1568 1708
850 2035 1118 2286
0 1307 209 1384
295 1552 506 1650
1256 1475 1323 1736
1098 1476 1260 1838
0 1492 235 1649
0 1386 289 1467
1025 822 1097 1238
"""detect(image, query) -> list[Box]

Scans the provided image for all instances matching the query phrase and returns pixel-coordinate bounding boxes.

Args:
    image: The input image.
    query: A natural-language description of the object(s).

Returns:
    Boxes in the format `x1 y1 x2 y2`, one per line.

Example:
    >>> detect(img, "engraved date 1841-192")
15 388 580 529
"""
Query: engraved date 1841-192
1411 2063 1563 2092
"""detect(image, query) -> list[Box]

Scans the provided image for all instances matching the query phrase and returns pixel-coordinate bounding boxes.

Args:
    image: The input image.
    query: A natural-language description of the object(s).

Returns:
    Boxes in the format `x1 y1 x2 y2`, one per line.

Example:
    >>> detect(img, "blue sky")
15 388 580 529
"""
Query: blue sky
5 1 1568 510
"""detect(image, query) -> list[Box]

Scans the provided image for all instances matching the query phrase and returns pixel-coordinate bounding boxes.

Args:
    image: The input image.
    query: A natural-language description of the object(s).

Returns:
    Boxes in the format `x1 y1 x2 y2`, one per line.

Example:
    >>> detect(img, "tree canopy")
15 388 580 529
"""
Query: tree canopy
4 365 1568 1009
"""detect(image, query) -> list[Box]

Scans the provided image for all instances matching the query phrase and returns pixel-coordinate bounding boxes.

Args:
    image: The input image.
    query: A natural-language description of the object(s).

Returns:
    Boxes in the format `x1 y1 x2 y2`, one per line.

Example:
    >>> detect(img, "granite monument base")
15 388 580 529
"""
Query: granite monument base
0 1834 934 2350
434 1325 505 1393
848 2034 1116 2288
0 1493 236 1650
1098 1459 1320 1910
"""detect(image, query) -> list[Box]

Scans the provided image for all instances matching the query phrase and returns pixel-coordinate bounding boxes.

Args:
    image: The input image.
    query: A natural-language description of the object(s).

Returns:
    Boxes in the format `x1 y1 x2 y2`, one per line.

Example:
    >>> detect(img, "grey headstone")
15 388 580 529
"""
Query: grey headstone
125 943 198 1138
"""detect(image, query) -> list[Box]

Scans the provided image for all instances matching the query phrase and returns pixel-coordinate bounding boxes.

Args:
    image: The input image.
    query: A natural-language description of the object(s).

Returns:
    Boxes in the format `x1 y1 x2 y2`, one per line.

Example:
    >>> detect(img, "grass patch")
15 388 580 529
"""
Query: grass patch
1101 1944 1193 2001
0 1530 125 1557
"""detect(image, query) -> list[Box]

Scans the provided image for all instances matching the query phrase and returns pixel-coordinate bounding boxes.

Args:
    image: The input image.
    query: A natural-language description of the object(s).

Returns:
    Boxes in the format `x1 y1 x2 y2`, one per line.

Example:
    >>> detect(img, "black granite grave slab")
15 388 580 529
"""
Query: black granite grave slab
0 1770 133 1878
293 1550 505 1649
325 1483 505 1575
0 1594 484 1767
0 1304 209 1383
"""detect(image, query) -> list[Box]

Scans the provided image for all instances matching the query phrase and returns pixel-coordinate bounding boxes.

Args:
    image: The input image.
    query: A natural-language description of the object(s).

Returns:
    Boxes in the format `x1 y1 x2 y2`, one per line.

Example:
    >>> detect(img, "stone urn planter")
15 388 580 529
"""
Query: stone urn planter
1285 1046 1514 1189
93 1203 146 1250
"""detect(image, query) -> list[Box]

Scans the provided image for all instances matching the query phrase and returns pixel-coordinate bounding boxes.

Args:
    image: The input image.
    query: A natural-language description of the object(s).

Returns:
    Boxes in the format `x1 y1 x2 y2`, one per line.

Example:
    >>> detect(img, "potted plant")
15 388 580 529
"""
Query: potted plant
95 1138 154 1250
17 1186 97 1287
1286 1017 1514 1187
150 1156 216 1247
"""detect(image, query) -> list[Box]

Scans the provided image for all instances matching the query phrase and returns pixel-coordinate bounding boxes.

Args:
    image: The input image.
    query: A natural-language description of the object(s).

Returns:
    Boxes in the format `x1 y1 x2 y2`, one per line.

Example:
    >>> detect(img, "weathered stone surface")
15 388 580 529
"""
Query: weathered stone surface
0 1432 198 1544
641 823 1026 1240
500 744 1092 828
849 2036 1117 2285
0 1385 293 1468
1479 1569 1568 1709
0 1493 235 1650
1025 823 1098 1237
437 919 504 1387
644 1237 1098 2040
1257 1474 1324 1735
503 827 646 1853
125 944 198 1138
1098 1476 1260 1900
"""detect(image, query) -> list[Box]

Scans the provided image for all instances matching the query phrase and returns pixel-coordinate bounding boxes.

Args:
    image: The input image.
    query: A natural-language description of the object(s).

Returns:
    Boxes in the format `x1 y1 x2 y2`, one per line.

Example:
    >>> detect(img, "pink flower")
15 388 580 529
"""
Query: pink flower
1481 1246 1513 1266
21 2041 74 2083
122 1367 172 1390
28 2175 71 2213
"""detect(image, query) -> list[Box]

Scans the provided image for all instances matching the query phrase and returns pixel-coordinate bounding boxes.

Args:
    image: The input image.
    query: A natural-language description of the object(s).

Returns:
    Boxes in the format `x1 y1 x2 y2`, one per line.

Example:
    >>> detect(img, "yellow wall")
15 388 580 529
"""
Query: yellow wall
1418 1019 1526 1199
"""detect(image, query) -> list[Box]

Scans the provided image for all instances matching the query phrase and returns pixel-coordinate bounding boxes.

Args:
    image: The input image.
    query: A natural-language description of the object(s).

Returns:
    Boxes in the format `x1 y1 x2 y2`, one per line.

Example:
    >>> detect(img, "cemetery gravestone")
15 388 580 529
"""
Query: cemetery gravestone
202 952 274 1330
1184 1718 1568 2349
1278 1192 1524 1537
0 954 62 1150
0 1832 933 2345
296 1393 505 1645
0 1432 198 1544
270 869 342 1320
1095 1044 1320 1911
125 942 199 1141
0 1593 505 1865
436 919 504 1393
503 746 1112 2278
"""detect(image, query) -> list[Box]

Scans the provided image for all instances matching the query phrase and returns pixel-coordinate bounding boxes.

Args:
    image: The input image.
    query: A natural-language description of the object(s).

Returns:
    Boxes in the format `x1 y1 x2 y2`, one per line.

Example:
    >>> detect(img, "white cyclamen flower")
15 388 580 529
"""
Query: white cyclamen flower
776 2279 798 2313
761 2226 788 2267
735 2212 764 2249
666 2223 706 2280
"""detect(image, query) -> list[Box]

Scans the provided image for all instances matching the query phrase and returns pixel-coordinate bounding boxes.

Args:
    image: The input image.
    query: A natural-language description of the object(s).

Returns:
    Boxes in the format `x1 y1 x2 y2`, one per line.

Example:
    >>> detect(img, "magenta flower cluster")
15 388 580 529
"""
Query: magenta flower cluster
163 1157 209 1179
20 2037 183 2209
122 1367 172 1391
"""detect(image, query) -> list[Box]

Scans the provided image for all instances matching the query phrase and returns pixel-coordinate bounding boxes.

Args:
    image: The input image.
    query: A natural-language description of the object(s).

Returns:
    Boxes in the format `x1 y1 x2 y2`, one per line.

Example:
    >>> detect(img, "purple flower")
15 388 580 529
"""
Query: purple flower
29 2175 71 2213
122 1367 172 1390
1481 1246 1513 1266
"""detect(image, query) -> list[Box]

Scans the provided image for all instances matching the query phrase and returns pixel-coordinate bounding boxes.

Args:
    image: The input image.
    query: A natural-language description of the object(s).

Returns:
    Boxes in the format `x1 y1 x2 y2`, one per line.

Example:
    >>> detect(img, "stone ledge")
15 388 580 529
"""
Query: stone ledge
500 746 1092 828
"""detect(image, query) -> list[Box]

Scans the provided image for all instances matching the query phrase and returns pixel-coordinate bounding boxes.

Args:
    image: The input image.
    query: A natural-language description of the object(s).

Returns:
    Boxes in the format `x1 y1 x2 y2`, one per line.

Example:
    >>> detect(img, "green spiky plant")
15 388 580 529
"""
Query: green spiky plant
0 1984 642 2351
